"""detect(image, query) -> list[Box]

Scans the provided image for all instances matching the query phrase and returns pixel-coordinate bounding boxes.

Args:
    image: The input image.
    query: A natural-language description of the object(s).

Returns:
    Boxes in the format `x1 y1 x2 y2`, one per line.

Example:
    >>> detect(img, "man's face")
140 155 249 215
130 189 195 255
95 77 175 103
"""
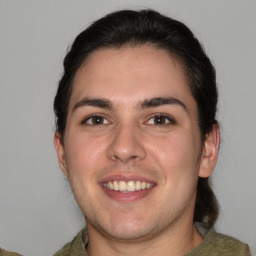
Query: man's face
55 46 216 241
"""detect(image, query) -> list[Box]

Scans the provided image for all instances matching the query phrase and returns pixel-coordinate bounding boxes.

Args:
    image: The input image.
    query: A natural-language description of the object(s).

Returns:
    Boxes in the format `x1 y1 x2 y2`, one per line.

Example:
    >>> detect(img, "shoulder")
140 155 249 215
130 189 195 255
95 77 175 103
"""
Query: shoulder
53 242 71 256
0 248 22 256
188 227 250 256
53 229 87 256
209 230 250 255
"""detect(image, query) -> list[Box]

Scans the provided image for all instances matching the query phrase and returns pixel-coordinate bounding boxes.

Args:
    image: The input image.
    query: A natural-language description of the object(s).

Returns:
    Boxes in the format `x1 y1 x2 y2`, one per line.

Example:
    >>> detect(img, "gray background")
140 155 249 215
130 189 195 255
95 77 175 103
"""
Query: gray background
0 0 255 255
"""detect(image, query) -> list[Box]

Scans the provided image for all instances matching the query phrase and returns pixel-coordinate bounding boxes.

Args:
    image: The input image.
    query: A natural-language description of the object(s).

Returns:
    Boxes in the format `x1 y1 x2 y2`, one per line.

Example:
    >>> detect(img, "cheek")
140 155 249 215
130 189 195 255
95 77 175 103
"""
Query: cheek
64 134 106 208
148 130 201 178
65 133 106 175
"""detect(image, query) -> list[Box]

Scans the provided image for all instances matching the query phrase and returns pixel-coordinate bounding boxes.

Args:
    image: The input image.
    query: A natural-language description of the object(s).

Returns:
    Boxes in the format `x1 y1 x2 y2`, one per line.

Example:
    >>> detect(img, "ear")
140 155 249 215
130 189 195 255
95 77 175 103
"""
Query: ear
199 124 220 178
54 132 68 177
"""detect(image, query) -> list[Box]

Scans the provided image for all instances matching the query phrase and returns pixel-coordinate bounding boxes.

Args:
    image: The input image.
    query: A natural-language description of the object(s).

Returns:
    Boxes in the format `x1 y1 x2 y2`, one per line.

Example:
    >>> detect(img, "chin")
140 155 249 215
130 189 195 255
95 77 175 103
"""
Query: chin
104 226 153 242
92 216 155 242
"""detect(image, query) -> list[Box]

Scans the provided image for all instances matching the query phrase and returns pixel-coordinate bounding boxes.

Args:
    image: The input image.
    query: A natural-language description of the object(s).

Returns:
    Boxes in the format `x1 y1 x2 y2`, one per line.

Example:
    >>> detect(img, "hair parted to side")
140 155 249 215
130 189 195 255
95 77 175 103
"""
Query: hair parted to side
54 9 219 225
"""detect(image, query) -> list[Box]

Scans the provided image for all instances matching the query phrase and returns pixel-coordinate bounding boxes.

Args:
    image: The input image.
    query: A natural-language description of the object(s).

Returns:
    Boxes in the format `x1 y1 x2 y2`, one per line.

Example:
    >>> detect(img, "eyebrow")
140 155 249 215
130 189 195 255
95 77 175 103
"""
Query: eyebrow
72 98 112 112
141 97 187 111
72 96 187 112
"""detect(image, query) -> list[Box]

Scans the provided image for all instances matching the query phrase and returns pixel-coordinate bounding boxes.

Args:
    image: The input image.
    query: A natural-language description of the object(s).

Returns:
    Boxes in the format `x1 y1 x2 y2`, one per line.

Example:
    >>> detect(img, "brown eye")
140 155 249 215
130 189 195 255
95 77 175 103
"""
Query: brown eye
154 116 167 124
83 115 109 125
147 115 175 125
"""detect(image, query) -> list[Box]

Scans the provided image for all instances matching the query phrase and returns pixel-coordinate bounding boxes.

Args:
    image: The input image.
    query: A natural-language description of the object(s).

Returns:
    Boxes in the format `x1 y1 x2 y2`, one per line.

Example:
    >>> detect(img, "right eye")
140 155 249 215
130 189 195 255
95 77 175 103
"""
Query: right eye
82 115 110 125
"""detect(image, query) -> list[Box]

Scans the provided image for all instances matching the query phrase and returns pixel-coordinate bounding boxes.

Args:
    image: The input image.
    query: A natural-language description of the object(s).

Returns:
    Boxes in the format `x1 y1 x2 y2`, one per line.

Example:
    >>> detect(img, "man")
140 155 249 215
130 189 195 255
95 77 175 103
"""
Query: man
53 9 250 256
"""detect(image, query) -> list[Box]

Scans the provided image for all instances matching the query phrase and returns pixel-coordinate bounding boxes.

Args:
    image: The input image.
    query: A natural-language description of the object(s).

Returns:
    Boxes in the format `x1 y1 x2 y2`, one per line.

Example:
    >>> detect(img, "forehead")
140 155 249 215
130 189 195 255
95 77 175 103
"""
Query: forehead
70 45 194 109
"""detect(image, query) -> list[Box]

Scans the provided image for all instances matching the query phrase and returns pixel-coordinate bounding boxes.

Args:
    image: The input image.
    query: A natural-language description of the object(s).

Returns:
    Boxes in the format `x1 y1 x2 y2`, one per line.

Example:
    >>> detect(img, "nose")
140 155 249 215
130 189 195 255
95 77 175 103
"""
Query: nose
106 124 146 163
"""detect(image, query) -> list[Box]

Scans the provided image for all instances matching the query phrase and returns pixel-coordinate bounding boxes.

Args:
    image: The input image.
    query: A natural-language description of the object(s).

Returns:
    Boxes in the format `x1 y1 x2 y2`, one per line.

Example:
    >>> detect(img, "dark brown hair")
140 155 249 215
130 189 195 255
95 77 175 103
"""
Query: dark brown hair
54 9 219 225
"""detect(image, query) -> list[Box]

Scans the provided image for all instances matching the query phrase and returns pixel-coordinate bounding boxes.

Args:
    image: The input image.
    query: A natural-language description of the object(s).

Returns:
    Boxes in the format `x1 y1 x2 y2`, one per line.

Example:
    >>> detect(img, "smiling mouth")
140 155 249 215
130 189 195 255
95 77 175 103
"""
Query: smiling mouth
103 180 153 192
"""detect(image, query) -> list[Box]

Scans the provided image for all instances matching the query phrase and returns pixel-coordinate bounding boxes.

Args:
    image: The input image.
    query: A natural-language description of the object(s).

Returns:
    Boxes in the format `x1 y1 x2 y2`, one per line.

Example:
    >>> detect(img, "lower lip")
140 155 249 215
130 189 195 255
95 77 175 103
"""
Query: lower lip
100 184 155 202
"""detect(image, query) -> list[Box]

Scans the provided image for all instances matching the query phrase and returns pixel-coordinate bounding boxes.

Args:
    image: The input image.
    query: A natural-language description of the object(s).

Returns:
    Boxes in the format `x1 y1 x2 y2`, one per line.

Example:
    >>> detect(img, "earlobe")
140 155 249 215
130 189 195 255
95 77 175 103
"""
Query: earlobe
199 124 220 178
54 132 68 177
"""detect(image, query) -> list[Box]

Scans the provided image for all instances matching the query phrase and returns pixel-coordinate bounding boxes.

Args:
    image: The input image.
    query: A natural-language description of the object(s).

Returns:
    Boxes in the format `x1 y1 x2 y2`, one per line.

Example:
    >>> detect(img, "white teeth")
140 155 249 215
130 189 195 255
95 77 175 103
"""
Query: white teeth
113 181 119 191
105 180 153 192
135 181 141 190
108 182 113 190
127 181 135 192
119 181 126 191
146 183 151 189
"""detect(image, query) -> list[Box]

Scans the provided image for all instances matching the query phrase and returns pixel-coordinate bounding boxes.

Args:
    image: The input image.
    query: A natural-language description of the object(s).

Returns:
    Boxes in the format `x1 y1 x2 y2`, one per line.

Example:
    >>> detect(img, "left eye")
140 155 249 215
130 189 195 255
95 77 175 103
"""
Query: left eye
82 115 109 125
147 115 175 125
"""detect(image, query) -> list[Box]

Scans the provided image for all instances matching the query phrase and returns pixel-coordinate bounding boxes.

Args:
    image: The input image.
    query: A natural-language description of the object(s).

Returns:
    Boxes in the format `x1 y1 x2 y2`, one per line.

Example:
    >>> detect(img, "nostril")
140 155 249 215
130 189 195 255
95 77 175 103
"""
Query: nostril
110 155 118 161
109 154 139 162
129 155 139 160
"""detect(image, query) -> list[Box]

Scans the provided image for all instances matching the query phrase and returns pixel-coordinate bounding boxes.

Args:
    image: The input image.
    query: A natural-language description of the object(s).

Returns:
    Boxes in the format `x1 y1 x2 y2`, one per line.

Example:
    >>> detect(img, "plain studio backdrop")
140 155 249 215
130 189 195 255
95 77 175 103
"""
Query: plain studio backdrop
0 0 255 255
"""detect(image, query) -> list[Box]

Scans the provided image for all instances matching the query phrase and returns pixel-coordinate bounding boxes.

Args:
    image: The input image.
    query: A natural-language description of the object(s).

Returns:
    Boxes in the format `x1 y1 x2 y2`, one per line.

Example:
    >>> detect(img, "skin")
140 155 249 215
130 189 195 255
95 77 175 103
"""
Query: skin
54 45 219 256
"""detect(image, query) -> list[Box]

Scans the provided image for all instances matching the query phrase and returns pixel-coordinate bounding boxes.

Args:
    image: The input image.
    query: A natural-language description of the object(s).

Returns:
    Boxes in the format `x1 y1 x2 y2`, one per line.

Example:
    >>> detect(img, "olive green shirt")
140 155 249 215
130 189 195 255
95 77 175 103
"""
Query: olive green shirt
0 249 22 256
53 224 250 256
